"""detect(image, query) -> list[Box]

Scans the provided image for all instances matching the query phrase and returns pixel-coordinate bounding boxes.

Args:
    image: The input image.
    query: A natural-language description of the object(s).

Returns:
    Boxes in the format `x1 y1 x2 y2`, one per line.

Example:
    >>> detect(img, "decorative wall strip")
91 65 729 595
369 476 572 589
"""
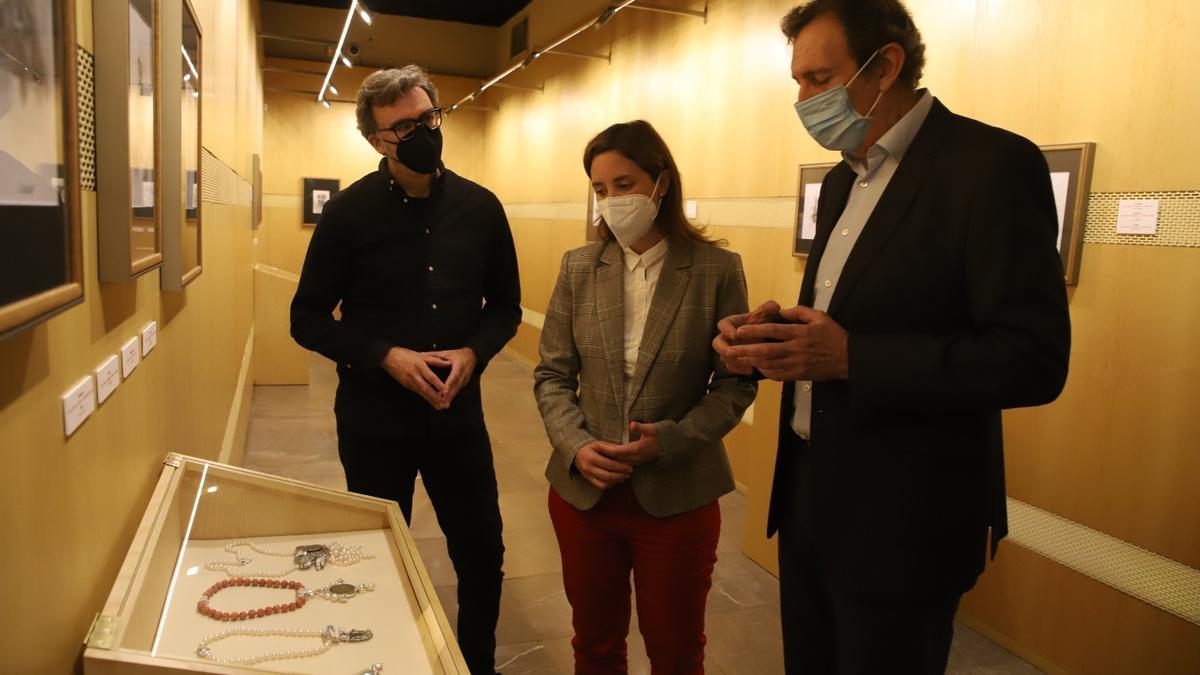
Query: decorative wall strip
504 190 1200 249
1007 498 1200 626
520 305 546 330
200 149 251 206
504 202 587 222
77 47 96 192
1083 191 1200 248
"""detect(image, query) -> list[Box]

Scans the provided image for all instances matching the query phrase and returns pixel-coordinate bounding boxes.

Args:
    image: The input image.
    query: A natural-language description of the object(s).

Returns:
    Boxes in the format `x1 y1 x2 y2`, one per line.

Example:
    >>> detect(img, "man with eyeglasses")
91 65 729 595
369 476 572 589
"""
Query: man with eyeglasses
291 65 519 675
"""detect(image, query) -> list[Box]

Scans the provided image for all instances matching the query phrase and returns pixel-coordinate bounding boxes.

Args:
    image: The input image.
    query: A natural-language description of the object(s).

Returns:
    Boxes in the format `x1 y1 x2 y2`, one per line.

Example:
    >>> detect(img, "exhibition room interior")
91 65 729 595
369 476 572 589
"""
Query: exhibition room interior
0 0 1196 673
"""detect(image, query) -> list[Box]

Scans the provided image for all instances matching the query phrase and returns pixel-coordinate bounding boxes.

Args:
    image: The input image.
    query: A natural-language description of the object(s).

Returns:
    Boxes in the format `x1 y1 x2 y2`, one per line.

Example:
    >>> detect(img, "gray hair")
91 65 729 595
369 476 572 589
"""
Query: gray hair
355 65 439 138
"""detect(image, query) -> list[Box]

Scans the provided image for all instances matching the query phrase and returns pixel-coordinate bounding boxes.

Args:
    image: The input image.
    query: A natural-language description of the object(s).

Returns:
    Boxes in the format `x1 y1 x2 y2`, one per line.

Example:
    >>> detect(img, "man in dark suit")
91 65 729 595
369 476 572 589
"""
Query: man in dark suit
714 1 1071 672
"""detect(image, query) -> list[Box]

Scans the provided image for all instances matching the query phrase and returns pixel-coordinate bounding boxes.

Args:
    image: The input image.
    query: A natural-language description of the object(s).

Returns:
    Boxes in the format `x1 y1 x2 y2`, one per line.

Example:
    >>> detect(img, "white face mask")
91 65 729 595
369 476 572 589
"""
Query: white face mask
598 175 663 249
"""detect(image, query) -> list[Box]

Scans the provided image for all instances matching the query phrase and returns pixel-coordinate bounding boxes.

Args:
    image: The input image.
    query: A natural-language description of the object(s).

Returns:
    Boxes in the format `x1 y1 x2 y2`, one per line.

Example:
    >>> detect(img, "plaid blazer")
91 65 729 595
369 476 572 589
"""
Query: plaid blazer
534 236 757 517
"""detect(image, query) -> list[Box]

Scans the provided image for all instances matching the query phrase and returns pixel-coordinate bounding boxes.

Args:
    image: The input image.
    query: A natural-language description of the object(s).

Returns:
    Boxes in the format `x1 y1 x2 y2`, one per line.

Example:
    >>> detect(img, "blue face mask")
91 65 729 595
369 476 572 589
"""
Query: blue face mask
793 49 883 152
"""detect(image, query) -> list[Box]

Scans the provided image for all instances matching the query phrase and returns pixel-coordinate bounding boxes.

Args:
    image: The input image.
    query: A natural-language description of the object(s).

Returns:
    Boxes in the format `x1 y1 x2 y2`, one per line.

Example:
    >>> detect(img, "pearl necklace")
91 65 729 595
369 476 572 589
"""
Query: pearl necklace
197 577 375 621
205 540 374 578
195 624 373 665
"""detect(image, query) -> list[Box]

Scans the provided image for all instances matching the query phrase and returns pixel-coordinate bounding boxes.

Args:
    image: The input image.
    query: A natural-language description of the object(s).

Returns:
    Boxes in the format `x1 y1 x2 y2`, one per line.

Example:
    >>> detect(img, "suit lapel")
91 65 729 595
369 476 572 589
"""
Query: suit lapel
625 238 693 411
826 99 950 317
594 242 627 411
799 164 855 306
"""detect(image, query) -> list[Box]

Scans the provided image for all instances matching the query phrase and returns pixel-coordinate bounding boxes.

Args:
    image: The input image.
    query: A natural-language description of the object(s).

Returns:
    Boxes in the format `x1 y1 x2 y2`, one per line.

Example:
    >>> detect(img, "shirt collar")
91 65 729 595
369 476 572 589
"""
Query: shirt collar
378 157 446 197
622 237 669 271
843 89 933 175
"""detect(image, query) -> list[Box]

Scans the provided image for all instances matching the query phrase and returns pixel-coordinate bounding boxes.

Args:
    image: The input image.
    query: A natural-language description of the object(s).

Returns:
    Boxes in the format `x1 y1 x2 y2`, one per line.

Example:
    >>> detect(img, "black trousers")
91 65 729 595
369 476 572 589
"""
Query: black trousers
337 415 504 675
776 434 961 675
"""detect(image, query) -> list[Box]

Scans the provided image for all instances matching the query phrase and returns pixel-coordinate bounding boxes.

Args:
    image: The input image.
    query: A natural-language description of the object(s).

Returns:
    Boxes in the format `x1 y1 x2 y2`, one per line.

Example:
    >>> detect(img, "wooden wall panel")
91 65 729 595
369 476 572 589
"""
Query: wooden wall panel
0 0 263 671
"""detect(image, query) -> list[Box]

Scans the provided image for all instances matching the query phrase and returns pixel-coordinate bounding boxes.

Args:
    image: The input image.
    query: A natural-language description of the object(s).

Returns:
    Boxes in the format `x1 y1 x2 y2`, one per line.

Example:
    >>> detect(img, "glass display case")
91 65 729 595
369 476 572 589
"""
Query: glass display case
83 454 467 674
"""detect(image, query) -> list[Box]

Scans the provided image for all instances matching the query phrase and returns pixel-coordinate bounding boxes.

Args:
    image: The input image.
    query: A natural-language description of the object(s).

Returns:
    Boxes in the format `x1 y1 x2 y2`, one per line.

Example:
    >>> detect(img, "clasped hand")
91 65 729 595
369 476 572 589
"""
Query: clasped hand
381 346 476 410
573 421 660 489
712 300 850 382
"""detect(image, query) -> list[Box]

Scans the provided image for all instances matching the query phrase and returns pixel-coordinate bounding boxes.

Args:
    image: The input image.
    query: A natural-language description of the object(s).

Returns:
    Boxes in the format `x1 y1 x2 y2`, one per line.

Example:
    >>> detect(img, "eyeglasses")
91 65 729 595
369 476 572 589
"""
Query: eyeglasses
377 108 443 143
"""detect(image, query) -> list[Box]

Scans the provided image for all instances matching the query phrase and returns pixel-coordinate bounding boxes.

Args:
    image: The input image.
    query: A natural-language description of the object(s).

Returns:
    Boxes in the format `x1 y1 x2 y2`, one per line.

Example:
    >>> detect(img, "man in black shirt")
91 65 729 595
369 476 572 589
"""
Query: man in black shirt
291 65 520 675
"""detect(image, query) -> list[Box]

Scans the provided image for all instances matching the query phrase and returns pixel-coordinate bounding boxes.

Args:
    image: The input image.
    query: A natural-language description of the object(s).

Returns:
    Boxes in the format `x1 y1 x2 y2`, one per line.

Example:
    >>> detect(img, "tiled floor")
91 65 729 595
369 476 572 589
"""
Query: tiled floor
244 352 1041 675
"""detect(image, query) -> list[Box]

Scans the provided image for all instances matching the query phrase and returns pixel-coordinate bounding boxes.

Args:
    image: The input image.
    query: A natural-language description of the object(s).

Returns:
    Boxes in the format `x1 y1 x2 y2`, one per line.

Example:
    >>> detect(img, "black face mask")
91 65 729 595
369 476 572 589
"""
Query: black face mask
391 126 443 174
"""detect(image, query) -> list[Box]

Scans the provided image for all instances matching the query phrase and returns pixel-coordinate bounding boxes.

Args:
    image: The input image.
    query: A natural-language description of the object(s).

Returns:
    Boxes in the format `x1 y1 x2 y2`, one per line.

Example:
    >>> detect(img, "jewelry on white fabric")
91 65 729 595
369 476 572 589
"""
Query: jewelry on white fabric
197 577 375 621
205 540 374 577
194 624 373 665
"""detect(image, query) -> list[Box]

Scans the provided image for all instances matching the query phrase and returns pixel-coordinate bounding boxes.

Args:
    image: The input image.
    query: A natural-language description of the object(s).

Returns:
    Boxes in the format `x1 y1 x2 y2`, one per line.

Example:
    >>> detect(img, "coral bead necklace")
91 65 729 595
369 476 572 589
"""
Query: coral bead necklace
197 577 374 621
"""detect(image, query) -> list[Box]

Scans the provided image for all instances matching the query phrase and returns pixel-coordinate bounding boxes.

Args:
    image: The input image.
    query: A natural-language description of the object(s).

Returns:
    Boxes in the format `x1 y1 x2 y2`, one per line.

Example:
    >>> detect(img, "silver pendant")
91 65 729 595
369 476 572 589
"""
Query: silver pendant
294 544 329 570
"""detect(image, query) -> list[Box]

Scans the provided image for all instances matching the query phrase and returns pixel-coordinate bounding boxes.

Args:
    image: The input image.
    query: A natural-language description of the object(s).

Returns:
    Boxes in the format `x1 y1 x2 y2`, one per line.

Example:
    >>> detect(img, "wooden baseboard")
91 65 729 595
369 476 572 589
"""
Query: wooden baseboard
218 326 254 466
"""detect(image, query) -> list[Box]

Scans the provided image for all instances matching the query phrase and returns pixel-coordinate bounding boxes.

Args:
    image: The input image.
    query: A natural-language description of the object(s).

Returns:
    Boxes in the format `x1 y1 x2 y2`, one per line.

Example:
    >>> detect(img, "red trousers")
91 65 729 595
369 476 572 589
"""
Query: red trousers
549 483 721 675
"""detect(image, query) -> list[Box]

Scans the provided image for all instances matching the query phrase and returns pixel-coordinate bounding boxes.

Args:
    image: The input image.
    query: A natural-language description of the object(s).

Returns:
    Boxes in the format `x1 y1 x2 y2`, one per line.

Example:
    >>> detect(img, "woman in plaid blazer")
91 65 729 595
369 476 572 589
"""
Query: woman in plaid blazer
535 121 758 674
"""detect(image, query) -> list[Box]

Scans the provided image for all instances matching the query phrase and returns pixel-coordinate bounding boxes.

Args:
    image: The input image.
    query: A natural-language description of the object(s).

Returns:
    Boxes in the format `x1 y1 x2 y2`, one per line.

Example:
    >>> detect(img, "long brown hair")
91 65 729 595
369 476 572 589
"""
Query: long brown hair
583 120 725 247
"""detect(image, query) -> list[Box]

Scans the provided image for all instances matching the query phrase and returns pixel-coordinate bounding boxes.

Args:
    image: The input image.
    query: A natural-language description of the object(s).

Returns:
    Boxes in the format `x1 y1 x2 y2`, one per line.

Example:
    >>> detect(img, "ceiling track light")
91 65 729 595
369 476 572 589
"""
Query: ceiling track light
317 0 366 105
447 0 639 115
181 44 199 82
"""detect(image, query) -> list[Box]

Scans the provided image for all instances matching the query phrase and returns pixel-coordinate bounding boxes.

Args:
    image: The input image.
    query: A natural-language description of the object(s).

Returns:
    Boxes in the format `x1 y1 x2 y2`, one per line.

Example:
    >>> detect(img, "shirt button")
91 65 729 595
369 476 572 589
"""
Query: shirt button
802 384 812 392
841 228 850 236
432 304 438 310
432 343 438 349
403 198 409 203
823 279 832 288
859 180 869 188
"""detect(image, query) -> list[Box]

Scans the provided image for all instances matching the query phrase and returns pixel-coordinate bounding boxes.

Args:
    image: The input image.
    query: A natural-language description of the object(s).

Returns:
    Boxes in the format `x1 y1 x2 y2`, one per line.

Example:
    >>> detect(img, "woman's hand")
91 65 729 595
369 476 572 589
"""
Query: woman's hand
574 441 634 489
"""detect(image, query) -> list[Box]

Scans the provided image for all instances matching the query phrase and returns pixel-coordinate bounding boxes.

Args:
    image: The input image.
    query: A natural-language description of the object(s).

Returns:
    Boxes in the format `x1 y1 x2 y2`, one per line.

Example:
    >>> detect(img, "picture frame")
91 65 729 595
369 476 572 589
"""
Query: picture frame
251 153 262 229
161 0 202 290
302 177 339 225
95 0 164 282
1040 142 1095 285
792 162 837 257
0 0 83 339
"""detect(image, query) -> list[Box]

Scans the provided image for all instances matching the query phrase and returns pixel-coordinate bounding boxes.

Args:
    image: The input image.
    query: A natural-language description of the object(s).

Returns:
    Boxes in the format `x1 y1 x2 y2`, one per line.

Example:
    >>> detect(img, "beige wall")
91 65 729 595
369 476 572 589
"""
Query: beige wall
258 59 489 276
476 1 1200 673
0 0 263 671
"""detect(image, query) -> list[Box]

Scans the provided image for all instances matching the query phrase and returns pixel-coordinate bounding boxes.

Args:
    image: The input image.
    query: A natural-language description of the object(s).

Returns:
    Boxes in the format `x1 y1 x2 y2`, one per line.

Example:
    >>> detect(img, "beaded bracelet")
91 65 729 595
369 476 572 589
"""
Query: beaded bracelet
197 577 374 621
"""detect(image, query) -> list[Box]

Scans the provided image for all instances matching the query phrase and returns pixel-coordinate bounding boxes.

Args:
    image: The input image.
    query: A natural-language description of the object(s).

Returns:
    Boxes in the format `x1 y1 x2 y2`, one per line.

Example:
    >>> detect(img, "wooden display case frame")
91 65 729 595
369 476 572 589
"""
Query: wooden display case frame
83 453 468 674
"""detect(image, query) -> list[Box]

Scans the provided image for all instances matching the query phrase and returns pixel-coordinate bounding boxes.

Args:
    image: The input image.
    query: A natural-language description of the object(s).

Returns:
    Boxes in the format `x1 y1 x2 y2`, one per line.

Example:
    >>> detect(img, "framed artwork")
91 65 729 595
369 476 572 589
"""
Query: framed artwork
1041 142 1095 286
302 177 339 225
792 162 837 257
161 0 202 290
96 0 163 282
251 153 262 229
585 187 602 242
0 0 83 339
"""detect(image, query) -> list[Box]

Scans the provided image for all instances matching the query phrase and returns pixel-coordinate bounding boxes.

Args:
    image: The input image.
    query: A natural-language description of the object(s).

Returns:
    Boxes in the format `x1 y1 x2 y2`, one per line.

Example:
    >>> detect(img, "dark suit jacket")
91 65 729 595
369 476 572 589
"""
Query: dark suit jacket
768 99 1071 600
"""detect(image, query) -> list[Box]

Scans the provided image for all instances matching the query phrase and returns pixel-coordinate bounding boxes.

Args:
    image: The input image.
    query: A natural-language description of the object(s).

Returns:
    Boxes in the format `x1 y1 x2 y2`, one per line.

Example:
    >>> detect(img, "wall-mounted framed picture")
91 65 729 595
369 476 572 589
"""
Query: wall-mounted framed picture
585 187 602 242
792 162 837 257
95 0 163 282
251 153 262 229
161 0 202 290
302 177 339 225
1041 142 1095 286
0 0 83 339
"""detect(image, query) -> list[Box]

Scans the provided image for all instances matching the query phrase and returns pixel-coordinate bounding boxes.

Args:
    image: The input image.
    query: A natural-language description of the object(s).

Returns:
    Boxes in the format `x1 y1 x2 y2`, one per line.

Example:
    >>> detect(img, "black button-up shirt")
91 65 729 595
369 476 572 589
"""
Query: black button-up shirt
291 160 521 431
